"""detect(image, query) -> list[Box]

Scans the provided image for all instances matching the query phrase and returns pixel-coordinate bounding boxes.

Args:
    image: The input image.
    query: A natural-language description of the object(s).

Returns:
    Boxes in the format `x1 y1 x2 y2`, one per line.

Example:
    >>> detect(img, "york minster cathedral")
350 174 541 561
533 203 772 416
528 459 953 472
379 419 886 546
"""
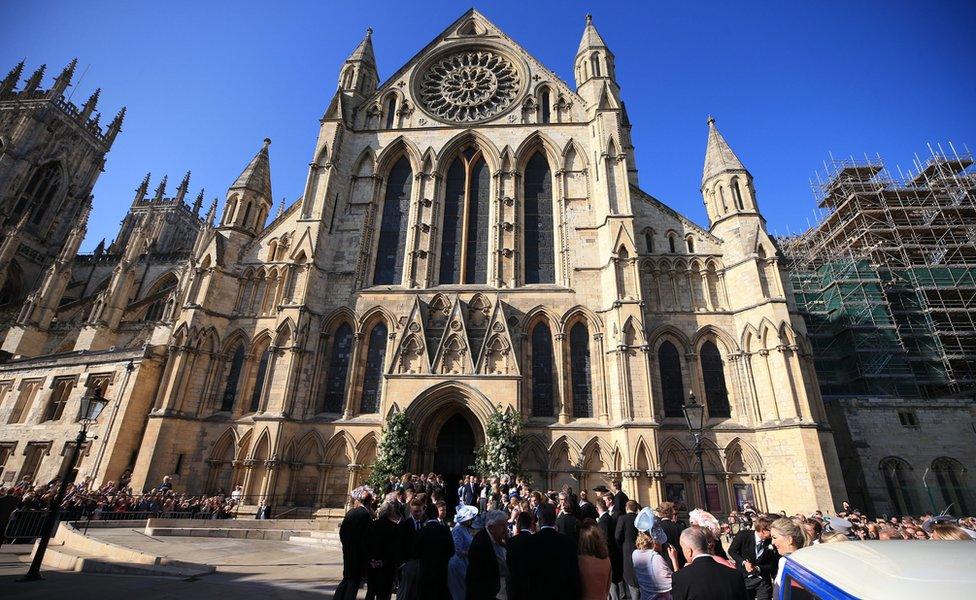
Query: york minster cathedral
0 10 845 514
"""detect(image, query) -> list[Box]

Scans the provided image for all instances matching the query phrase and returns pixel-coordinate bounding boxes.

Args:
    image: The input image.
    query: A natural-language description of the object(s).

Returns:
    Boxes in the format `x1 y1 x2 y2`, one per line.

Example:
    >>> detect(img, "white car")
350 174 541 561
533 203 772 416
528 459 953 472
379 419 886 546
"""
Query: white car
776 541 975 599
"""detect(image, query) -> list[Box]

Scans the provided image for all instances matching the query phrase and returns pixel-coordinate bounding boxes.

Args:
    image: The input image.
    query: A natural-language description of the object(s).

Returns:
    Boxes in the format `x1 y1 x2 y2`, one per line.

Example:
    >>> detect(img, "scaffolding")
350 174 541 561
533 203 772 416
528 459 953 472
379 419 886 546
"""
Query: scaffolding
780 144 976 399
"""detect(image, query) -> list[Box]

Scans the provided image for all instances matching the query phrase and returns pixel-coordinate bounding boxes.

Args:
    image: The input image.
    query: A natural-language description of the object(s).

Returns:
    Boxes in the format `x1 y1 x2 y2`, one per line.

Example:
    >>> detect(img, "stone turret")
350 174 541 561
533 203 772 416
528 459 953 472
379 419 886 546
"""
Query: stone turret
220 138 273 238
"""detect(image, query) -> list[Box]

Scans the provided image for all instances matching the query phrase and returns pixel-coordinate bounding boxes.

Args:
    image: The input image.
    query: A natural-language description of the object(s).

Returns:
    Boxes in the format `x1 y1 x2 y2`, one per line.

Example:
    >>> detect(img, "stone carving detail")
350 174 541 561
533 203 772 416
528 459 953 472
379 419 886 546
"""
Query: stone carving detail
418 49 521 123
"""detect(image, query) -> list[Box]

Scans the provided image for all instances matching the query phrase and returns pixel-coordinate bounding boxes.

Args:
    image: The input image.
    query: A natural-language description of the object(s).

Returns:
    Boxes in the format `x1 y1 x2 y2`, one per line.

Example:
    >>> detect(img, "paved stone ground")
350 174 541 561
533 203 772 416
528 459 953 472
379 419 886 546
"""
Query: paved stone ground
0 529 364 598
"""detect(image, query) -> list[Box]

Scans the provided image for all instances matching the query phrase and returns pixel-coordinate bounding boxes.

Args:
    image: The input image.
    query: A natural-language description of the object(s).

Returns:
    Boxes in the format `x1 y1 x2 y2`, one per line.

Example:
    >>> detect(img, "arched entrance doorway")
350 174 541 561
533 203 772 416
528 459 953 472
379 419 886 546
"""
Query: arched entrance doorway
406 382 492 509
432 413 476 481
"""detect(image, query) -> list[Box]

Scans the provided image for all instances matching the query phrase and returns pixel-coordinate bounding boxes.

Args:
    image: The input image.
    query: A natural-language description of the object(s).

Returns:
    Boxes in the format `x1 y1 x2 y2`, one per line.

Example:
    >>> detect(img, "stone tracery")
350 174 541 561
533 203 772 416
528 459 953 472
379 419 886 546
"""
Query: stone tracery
418 49 521 123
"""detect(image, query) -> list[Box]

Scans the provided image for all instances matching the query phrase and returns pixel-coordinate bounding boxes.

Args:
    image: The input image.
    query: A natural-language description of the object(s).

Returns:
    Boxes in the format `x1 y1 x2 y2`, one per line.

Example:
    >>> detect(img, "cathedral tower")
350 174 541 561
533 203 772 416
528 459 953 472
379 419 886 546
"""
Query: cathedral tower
0 59 123 303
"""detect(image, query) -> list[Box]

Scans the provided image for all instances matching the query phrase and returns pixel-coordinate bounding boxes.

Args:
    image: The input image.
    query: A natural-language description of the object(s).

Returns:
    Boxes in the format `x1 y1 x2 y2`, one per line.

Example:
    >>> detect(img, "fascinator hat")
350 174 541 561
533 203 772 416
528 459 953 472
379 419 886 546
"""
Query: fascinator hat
634 507 668 545
350 485 374 502
689 509 721 536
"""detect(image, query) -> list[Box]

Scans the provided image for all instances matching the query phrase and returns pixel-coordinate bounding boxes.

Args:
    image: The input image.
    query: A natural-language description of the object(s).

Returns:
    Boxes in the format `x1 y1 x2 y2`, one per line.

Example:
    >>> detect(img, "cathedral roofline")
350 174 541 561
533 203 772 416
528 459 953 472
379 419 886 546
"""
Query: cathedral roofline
365 8 583 113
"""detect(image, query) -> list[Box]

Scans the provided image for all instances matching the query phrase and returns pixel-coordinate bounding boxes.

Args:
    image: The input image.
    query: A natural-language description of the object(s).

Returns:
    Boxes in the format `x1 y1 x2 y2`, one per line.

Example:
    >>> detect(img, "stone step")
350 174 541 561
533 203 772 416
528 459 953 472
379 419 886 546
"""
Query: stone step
43 545 215 578
286 535 341 549
308 530 341 539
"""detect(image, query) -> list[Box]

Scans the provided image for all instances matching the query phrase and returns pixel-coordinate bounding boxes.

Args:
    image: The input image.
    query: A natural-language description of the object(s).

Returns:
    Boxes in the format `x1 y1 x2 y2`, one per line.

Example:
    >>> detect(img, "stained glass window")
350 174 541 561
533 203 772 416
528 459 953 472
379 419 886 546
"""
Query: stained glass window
570 322 593 418
373 157 412 285
440 150 489 285
439 157 465 284
249 347 271 412
360 323 388 413
531 323 555 416
322 323 353 413
524 152 555 284
221 345 246 412
658 341 685 417
700 341 730 418
465 158 489 284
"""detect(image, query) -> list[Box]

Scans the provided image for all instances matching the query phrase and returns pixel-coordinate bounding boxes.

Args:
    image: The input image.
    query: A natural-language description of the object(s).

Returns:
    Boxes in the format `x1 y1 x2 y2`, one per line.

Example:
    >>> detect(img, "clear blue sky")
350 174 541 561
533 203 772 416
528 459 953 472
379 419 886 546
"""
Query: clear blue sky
3 1 974 250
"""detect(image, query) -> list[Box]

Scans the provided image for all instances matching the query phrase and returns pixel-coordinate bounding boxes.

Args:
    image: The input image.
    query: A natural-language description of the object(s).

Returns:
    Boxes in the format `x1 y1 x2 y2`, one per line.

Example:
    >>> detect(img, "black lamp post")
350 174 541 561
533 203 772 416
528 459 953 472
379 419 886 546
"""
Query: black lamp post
682 390 709 512
20 388 108 581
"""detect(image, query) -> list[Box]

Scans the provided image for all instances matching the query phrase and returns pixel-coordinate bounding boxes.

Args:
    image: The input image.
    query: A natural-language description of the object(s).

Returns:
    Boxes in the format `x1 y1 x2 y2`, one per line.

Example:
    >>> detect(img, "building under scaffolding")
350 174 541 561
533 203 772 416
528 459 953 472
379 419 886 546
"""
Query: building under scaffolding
781 145 976 401
779 147 976 512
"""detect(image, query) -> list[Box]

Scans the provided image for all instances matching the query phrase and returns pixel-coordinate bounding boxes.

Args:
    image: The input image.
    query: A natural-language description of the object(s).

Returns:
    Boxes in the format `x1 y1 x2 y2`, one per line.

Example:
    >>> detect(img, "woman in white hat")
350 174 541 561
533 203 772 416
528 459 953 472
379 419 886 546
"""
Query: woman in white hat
632 507 680 600
447 504 480 600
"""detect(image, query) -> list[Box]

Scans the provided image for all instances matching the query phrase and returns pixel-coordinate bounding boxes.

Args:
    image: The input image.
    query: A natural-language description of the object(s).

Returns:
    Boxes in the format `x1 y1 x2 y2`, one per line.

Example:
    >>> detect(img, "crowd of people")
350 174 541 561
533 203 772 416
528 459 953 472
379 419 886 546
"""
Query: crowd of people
333 472 976 600
0 472 242 543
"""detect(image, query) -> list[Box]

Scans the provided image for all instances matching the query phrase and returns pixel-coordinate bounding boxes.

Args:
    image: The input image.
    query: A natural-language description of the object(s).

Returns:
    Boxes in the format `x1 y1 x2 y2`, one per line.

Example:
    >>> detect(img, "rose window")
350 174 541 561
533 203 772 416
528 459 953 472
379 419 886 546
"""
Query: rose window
418 50 521 123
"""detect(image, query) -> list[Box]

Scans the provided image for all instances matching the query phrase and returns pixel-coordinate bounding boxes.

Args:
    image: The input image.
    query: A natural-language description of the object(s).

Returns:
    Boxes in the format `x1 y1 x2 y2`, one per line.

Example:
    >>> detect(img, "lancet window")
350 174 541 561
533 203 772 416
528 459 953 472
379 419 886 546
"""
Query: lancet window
322 323 353 413
373 157 413 285
658 341 685 417
220 344 246 412
360 323 388 413
439 148 489 284
531 322 555 416
524 152 555 284
700 341 730 418
570 322 593 418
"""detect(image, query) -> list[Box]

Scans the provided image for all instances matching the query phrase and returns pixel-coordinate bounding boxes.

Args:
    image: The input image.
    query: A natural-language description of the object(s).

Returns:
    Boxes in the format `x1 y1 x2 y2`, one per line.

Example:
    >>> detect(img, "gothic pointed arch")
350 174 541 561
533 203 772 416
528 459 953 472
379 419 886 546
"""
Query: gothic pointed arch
633 436 653 471
659 436 691 472
724 437 764 474
248 427 273 461
295 430 326 462
436 129 501 174
548 434 582 469
375 135 423 175
355 431 379 465
324 430 356 464
513 130 561 172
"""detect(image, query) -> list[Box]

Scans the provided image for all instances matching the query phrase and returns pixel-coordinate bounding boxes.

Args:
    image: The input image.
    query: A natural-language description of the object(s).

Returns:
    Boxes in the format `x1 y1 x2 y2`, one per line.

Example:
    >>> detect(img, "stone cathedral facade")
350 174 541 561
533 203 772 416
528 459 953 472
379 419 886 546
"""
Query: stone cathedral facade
0 10 845 514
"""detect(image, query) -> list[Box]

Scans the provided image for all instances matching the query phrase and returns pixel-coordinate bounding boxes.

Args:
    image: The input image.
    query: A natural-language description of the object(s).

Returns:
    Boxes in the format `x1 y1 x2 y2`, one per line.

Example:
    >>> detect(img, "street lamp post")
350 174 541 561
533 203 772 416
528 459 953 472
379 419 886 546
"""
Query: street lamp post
20 388 108 582
682 390 709 512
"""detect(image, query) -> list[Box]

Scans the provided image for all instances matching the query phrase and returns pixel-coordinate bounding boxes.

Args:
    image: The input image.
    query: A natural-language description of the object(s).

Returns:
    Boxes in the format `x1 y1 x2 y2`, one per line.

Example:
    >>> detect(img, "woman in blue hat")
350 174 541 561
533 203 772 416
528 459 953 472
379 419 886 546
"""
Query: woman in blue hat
447 504 480 600
632 507 680 599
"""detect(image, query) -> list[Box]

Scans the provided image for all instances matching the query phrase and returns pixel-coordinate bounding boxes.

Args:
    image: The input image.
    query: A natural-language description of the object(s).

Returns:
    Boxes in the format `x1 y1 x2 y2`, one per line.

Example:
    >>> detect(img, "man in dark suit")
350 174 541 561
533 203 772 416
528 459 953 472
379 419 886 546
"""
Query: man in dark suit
366 500 400 600
615 500 640 600
657 501 687 568
597 493 625 600
414 516 454 600
510 504 580 600
578 490 599 521
728 516 778 600
673 527 748 600
461 476 478 506
333 486 374 600
466 510 508 600
397 497 427 566
556 491 581 548
505 511 534 600
611 480 628 515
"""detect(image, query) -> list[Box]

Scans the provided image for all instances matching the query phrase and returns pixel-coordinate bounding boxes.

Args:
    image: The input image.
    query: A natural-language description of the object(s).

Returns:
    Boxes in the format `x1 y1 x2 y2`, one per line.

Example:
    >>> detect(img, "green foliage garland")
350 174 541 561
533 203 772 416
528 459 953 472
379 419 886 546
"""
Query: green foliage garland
367 410 414 491
474 405 524 478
